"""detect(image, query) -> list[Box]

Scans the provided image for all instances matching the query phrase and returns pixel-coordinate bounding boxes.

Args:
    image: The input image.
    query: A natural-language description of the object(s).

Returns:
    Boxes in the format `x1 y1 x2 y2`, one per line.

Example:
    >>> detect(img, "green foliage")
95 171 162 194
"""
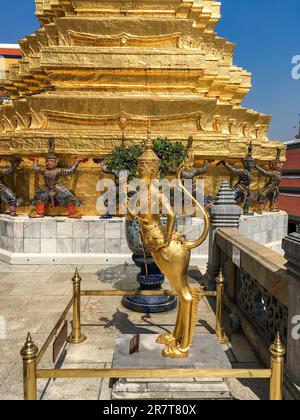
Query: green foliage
153 138 188 178
105 144 144 180
105 138 188 179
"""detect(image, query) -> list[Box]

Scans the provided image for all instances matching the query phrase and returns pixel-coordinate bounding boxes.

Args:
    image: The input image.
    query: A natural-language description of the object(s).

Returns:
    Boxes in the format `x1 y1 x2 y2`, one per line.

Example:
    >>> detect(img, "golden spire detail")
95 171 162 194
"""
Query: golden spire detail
138 118 160 164
270 332 286 358
146 118 152 148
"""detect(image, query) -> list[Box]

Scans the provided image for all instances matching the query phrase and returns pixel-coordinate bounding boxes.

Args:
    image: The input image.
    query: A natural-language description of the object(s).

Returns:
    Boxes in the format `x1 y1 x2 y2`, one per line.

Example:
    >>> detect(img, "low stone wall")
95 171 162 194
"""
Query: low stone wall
215 227 300 400
216 228 289 304
238 211 288 253
0 215 131 265
0 211 288 265
216 228 288 346
0 215 209 265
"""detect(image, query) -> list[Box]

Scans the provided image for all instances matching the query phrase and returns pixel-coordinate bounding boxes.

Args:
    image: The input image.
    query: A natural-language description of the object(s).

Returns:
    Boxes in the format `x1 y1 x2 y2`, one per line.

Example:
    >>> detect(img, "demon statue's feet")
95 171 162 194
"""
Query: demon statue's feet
68 212 82 219
257 204 265 215
29 204 45 218
29 212 45 219
67 205 82 219
29 214 45 219
162 343 189 359
9 207 17 217
156 332 176 346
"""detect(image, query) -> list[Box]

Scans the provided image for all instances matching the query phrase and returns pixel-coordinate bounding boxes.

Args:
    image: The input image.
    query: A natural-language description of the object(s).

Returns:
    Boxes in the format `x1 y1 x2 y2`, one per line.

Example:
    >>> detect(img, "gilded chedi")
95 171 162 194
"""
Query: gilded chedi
0 0 285 215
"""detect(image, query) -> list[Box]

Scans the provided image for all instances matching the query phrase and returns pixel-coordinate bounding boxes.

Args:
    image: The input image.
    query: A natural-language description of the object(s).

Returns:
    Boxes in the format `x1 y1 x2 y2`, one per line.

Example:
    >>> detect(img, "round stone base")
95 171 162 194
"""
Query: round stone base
122 295 177 314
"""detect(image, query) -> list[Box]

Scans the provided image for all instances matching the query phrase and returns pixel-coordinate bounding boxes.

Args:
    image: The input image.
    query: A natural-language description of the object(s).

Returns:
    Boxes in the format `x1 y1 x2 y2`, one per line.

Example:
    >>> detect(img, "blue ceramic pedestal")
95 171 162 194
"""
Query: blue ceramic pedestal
122 255 177 313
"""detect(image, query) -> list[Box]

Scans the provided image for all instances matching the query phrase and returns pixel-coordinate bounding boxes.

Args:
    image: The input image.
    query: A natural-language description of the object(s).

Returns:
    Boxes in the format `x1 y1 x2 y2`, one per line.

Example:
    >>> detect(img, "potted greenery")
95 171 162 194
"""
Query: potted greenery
105 138 188 179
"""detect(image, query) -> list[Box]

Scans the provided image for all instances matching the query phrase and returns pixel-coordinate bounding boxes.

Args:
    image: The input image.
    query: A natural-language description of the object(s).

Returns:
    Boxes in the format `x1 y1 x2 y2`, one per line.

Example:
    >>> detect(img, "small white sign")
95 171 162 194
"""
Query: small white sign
232 246 241 268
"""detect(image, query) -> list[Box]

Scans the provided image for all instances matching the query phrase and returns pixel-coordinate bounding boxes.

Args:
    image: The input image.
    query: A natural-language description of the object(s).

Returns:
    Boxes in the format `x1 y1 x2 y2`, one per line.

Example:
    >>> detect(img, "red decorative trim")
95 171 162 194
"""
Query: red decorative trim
0 48 21 56
278 196 300 218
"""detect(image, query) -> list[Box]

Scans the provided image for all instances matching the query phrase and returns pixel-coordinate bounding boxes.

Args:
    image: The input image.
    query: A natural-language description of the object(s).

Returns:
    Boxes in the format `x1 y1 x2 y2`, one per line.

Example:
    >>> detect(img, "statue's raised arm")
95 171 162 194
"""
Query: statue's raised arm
0 156 23 216
29 139 87 219
257 148 283 214
61 157 88 176
0 157 22 177
217 143 255 215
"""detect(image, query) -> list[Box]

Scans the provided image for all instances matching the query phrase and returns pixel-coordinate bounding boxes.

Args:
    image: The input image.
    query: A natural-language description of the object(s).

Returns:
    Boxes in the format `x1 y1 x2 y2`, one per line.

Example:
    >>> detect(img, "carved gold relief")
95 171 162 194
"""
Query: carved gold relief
67 30 183 48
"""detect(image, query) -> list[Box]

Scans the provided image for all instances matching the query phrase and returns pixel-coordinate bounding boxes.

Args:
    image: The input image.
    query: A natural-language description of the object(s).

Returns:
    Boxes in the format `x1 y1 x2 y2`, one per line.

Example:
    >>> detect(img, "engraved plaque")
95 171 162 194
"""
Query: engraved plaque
129 334 140 355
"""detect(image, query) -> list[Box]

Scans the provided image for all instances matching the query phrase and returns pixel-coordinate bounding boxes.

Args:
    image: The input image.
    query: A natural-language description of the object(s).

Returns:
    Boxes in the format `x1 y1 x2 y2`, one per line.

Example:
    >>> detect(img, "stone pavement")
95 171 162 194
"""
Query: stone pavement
0 262 269 400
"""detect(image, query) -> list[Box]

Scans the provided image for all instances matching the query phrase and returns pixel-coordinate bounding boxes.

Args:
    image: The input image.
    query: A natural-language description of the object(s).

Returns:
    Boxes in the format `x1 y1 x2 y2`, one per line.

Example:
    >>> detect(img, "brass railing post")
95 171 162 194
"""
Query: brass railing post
20 333 38 400
67 269 86 344
215 270 229 344
269 333 285 401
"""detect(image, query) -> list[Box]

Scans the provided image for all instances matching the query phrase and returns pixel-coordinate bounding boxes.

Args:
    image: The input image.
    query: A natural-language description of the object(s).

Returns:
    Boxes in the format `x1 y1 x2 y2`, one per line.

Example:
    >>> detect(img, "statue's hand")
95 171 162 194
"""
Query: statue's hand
93 157 104 165
154 243 169 252
154 234 172 252
77 157 88 163
165 233 172 244
13 155 23 164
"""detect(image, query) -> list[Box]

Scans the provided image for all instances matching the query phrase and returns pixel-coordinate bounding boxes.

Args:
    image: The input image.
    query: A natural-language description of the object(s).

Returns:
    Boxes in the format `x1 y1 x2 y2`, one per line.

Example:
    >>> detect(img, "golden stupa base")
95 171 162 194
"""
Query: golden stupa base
0 1 285 217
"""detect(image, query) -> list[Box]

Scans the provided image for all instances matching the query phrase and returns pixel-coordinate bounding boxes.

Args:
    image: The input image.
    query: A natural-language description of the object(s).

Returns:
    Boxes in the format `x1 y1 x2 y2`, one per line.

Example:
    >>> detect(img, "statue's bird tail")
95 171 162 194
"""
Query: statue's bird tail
190 286 204 342
176 166 210 250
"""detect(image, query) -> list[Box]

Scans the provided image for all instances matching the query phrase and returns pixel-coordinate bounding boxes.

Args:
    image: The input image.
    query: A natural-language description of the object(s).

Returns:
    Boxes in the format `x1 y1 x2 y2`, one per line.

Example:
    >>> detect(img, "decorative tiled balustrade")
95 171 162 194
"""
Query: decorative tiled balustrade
215 227 300 400
216 228 289 346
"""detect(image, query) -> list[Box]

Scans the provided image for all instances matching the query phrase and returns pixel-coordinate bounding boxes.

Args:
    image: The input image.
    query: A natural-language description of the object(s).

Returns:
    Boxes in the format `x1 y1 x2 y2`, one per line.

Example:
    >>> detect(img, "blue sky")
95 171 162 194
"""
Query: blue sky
0 0 299 142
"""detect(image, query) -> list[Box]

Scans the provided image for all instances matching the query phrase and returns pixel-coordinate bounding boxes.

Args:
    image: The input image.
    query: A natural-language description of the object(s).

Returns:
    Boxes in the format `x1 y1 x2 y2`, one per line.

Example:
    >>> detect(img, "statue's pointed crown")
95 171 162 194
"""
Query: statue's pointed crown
138 120 160 164
245 141 254 161
46 138 58 160
275 147 282 162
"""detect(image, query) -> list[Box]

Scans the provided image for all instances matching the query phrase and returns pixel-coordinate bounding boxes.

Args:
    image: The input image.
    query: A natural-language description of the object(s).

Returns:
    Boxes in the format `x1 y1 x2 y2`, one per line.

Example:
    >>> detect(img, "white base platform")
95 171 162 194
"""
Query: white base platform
0 215 208 265
111 334 232 400
0 212 287 265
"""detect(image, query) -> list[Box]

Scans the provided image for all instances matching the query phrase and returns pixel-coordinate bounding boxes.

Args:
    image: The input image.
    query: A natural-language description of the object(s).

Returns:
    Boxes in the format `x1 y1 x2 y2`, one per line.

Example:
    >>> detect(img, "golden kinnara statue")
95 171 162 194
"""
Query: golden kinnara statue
130 127 209 358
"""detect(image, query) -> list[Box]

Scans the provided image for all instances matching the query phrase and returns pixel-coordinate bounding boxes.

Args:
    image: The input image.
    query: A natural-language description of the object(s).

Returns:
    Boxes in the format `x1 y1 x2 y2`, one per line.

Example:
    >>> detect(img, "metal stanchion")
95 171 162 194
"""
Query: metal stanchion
215 270 229 344
67 269 86 344
269 332 285 401
20 333 38 400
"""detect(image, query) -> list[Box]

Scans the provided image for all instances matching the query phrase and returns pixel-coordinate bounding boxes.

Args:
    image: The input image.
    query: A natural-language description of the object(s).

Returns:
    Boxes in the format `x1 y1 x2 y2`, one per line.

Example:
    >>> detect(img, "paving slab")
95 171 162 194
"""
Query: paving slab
0 263 269 400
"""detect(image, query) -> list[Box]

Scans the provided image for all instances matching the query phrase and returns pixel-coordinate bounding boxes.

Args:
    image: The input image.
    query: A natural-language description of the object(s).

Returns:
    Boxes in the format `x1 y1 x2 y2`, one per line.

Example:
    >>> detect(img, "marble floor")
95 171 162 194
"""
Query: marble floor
0 262 269 400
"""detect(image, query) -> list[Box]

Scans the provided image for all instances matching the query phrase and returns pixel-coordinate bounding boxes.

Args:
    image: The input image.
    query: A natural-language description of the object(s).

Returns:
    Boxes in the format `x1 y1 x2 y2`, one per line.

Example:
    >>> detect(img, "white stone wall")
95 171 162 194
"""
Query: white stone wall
0 211 288 265
238 211 288 254
0 215 131 265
